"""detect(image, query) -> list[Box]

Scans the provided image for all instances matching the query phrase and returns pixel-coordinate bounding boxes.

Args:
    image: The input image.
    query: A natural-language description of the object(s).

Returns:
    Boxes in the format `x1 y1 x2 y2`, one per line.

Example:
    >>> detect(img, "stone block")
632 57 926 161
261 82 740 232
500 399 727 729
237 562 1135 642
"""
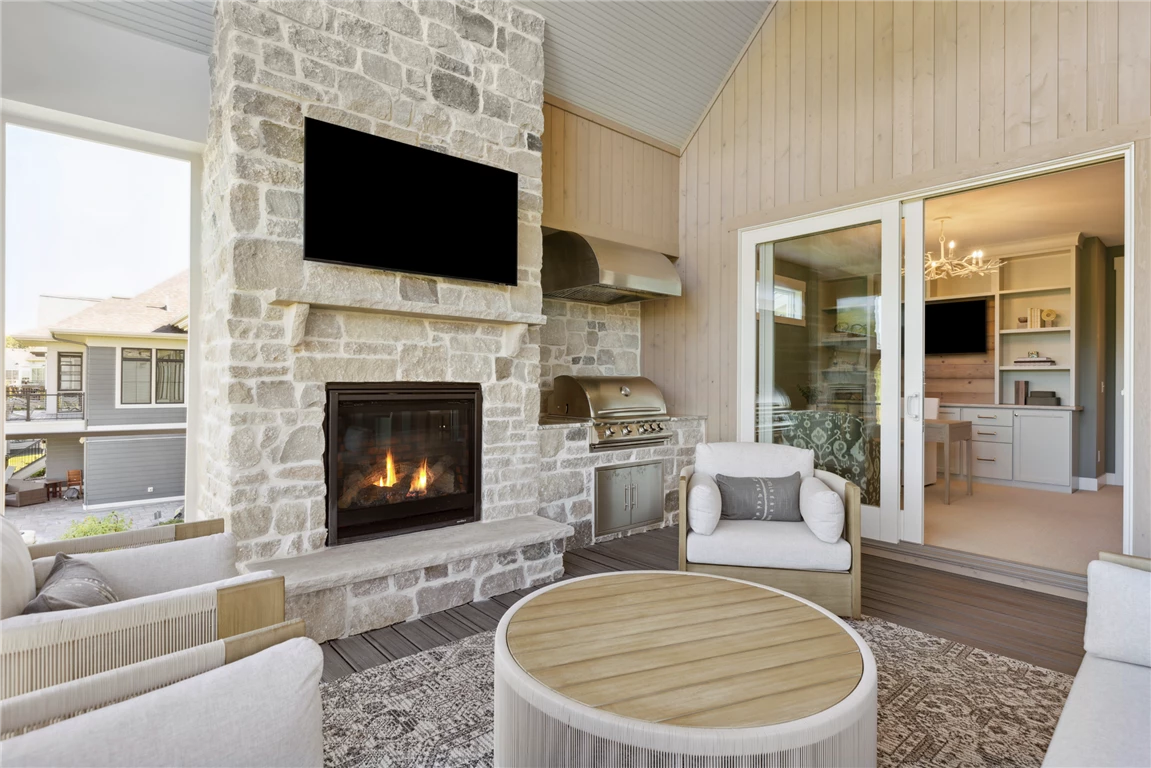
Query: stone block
256 380 297 409
394 569 422 590
274 501 308 534
335 12 390 52
349 575 391 597
390 34 432 70
449 352 494 382
305 104 371 133
415 578 476 615
301 56 336 86
348 593 416 636
521 541 550 561
263 43 297 75
505 30 543 80
570 519 593 549
426 22 461 55
233 3 283 39
424 564 449 581
227 428 262 469
480 90 511 122
286 587 347 642
399 343 448 380
233 85 302 127
362 51 403 88
230 504 273 539
455 7 494 46
233 239 304 293
287 24 357 67
478 567 524 599
230 183 260 233
260 120 304 162
431 69 479 113
399 275 439 303
343 313 427 341
341 0 423 40
337 70 392 121
234 156 304 187
294 356 398 382
279 424 324 463
509 6 545 39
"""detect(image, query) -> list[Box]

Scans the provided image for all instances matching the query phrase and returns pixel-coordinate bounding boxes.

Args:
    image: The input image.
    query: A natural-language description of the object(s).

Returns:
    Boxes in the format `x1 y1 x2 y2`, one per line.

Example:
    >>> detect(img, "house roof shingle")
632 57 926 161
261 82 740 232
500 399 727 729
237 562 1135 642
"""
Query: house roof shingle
14 271 190 340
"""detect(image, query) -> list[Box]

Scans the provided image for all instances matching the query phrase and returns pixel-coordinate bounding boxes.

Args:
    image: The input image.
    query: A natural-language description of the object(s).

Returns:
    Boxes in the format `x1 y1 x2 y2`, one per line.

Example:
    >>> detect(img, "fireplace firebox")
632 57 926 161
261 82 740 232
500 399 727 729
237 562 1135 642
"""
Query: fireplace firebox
324 383 481 545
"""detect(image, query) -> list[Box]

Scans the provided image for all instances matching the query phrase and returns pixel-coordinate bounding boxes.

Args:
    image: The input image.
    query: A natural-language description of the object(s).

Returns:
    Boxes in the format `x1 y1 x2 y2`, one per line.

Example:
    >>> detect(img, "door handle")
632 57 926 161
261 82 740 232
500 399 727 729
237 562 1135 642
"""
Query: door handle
906 394 921 422
631 484 638 512
623 484 630 512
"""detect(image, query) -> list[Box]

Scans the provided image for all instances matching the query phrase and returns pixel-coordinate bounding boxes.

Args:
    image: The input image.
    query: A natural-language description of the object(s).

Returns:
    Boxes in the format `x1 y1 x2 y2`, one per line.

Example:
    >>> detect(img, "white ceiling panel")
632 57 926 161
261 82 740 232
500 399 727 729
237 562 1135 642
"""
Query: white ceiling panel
50 1 769 148
522 1 770 147
53 1 214 55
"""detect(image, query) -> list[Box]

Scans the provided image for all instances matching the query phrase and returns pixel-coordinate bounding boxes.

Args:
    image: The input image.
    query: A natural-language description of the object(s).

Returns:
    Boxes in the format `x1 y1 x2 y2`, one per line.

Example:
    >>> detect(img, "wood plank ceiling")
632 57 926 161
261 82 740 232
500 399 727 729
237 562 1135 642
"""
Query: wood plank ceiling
52 1 770 149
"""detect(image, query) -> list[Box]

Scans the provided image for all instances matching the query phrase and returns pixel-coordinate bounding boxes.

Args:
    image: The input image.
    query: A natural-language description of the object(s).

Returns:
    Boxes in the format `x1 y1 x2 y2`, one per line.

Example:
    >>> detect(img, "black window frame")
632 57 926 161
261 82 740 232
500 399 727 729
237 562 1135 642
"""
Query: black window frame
58 352 83 392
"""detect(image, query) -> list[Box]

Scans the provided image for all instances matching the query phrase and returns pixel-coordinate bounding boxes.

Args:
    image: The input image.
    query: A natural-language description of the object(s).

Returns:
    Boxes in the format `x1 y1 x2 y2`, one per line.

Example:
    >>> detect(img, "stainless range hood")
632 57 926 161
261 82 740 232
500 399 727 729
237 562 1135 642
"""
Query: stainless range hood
541 230 682 304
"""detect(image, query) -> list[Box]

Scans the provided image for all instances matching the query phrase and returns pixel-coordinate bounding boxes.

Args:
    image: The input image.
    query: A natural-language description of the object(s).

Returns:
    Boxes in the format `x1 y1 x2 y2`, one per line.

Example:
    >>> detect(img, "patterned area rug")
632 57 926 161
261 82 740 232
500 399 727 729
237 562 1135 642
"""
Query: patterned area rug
321 617 1073 767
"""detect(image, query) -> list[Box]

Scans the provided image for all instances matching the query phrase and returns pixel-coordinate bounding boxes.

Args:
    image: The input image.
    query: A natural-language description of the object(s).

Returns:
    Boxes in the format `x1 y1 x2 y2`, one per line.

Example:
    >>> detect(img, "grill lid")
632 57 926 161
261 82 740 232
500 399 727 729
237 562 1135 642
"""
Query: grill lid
547 375 667 419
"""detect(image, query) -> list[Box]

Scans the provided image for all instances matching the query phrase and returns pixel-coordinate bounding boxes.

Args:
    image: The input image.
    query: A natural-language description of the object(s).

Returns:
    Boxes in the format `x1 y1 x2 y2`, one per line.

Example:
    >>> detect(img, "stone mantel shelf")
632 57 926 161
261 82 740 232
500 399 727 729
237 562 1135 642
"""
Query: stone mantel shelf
270 293 547 328
249 516 573 597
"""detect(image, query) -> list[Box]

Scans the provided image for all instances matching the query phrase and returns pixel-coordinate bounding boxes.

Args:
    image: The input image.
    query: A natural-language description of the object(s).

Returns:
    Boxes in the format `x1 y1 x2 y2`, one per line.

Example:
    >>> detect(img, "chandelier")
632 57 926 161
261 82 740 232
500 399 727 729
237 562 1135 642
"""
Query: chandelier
923 217 1003 280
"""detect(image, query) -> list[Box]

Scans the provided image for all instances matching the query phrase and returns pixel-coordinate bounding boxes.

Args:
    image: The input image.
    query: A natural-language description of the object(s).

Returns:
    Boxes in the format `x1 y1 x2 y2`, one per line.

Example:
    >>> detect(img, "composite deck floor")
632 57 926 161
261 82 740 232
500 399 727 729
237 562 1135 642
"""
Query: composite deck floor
321 526 1087 682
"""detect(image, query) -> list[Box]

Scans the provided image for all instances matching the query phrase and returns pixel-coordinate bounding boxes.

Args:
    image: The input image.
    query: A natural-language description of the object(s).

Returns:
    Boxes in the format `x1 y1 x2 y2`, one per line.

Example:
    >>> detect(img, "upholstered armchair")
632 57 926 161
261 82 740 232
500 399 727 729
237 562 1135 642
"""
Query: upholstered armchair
1 517 286 698
776 409 880 506
0 620 323 767
678 442 861 618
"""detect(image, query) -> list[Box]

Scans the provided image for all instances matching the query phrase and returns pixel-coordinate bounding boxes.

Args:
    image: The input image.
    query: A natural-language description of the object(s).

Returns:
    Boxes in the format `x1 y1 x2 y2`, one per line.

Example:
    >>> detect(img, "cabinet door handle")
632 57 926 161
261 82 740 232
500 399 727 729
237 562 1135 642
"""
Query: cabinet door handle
976 457 996 462
632 484 638 512
977 431 997 436
977 415 997 419
623 485 629 512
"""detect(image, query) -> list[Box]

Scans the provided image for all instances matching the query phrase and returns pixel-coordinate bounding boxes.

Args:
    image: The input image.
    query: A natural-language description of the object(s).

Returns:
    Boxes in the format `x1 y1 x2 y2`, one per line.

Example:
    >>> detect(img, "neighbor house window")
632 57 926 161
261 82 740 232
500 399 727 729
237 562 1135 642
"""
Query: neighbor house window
58 353 82 391
156 350 185 404
121 348 152 404
773 275 806 326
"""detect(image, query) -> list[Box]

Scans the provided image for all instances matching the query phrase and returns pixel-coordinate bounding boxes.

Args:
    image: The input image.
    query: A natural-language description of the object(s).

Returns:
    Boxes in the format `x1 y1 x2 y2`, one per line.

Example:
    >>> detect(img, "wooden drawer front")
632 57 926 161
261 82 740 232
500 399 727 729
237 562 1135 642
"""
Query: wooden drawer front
938 407 962 420
970 425 1012 444
961 408 1012 427
969 442 1013 480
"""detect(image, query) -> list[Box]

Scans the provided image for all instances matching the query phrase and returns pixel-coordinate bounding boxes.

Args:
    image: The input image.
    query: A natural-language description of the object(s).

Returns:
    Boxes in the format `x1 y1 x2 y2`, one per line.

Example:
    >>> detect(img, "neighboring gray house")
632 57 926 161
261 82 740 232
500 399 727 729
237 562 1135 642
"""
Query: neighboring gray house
8 272 189 509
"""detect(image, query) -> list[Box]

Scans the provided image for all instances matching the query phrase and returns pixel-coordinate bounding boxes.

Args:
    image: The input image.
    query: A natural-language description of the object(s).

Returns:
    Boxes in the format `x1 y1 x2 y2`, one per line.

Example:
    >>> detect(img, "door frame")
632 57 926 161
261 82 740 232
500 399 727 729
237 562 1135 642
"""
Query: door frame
737 200 903 543
736 142 1138 554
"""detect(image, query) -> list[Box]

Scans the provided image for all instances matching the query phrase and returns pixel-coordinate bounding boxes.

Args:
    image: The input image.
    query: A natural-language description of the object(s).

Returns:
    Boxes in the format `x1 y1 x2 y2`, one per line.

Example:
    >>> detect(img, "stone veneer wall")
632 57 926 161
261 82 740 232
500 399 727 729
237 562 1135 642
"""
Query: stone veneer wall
538 418 705 549
200 0 548 563
538 298 641 410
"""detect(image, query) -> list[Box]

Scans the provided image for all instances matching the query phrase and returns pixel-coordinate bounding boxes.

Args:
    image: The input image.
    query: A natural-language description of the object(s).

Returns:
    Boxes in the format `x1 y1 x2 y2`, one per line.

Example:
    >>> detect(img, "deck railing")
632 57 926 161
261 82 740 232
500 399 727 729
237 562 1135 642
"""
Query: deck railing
5 388 85 421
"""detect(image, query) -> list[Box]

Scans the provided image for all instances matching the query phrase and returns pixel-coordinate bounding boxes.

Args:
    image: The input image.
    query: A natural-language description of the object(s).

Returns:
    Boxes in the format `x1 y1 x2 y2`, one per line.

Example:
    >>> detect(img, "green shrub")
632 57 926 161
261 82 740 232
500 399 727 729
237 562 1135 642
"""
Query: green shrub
30 468 45 478
60 512 133 539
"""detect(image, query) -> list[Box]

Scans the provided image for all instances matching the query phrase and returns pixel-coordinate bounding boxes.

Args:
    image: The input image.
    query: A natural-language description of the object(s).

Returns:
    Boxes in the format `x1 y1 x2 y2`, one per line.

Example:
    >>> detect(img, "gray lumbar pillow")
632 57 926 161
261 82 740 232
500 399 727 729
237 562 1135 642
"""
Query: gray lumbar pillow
715 472 803 522
22 553 118 614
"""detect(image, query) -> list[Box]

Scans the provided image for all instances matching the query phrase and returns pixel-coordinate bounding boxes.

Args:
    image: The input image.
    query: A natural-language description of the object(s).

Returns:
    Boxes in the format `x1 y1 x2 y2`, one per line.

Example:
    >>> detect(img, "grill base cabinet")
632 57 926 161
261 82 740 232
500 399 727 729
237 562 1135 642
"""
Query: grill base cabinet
595 462 663 536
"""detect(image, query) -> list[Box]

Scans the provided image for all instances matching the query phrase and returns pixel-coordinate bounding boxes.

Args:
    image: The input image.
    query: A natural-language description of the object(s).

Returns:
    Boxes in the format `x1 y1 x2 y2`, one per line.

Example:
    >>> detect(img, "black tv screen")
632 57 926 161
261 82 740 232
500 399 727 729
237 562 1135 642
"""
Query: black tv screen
925 298 988 355
303 118 518 285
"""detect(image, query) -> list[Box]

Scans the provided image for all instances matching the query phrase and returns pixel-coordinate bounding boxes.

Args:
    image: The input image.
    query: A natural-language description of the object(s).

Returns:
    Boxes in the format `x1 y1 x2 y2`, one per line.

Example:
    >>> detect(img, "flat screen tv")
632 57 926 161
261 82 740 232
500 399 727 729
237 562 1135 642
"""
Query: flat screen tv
303 118 518 286
925 298 988 355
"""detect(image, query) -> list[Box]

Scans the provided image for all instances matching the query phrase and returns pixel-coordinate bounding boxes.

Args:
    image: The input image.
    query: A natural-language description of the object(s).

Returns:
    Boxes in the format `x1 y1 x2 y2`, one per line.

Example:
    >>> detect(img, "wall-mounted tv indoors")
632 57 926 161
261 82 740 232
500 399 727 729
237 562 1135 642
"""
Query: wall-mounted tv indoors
303 118 518 286
925 298 988 355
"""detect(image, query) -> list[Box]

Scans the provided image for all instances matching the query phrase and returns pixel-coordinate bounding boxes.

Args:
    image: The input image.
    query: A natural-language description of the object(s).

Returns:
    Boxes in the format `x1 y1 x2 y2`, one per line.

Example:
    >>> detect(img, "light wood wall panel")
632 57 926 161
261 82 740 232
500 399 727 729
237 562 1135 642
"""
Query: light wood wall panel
541 101 679 257
641 0 1151 446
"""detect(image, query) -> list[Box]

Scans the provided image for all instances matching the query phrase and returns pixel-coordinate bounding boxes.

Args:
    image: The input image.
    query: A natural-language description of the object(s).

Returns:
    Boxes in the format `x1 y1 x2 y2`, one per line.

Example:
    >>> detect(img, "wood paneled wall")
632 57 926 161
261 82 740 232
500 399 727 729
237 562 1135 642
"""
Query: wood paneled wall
641 0 1151 445
541 100 680 256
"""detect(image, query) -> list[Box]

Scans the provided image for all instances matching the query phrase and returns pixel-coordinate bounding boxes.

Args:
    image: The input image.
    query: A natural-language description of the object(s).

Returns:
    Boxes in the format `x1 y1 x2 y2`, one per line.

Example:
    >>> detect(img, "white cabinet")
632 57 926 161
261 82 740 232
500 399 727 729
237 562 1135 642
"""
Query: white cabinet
1012 410 1073 487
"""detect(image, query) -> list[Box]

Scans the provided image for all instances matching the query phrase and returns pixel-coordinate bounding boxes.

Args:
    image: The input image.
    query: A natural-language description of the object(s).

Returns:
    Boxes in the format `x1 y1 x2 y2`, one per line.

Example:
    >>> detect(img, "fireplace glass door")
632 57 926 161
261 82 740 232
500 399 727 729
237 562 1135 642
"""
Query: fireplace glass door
327 385 480 544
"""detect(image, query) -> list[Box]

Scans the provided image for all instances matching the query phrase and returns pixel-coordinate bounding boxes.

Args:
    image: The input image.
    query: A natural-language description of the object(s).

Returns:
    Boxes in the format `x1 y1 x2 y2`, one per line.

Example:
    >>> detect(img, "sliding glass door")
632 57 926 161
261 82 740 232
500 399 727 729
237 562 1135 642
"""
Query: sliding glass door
738 202 903 542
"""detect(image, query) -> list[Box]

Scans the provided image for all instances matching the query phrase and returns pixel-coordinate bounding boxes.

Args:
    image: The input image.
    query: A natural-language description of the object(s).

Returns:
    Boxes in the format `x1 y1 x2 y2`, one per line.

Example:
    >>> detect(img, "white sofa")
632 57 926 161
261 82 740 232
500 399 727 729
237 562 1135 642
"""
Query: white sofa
0 626 323 767
0 517 284 697
678 442 861 618
1043 553 1151 767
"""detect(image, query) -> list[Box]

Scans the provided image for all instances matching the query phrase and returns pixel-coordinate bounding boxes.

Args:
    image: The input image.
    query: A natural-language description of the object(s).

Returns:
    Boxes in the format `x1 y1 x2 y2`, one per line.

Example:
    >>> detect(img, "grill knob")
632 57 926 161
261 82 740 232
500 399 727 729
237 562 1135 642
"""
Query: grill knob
604 427 615 436
622 426 632 435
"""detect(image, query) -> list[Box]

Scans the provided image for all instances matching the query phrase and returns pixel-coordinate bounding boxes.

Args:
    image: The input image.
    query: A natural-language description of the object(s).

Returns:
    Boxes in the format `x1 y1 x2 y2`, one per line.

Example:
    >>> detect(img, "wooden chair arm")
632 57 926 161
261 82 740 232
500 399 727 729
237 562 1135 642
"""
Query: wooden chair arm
1100 552 1151 572
27 519 225 559
216 576 286 638
222 619 305 664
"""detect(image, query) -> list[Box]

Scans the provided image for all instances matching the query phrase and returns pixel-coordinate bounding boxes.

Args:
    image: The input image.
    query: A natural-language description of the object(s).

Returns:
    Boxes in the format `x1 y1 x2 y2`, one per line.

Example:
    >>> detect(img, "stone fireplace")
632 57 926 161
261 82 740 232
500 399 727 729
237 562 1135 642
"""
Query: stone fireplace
325 382 481 544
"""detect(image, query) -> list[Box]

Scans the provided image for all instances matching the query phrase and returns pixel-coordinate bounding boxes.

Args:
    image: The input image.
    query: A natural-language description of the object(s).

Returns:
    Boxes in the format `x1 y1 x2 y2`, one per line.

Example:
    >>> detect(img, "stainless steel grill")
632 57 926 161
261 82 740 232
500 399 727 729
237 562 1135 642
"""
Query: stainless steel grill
545 375 671 451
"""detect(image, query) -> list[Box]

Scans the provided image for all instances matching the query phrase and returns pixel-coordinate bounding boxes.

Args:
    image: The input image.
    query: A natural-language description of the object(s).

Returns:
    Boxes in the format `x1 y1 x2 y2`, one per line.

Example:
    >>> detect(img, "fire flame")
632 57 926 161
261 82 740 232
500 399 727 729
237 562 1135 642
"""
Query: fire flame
413 458 428 494
374 450 397 488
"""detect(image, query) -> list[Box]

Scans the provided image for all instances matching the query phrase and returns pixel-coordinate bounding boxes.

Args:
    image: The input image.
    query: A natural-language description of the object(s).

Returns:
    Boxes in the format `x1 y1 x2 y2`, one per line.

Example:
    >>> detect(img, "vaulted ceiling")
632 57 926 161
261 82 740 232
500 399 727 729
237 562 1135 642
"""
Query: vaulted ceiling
50 0 770 149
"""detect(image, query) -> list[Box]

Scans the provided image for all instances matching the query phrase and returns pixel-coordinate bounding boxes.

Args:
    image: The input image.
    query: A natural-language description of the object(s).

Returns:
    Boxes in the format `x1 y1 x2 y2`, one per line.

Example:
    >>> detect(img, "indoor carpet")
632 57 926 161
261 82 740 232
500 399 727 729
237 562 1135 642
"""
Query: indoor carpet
320 617 1073 768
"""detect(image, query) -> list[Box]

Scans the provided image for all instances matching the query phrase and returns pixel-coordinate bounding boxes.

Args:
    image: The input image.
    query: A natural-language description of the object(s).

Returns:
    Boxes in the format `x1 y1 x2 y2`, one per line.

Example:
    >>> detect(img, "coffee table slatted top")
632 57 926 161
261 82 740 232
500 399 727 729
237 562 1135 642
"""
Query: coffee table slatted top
506 573 863 729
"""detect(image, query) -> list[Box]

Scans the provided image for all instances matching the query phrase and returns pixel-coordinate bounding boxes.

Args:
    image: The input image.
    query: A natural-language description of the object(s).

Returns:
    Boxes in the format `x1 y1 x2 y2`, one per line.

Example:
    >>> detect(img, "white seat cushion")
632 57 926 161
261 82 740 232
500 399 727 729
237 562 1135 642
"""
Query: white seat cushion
1043 654 1151 767
695 443 814 482
687 519 851 571
2 517 36 619
686 473 722 535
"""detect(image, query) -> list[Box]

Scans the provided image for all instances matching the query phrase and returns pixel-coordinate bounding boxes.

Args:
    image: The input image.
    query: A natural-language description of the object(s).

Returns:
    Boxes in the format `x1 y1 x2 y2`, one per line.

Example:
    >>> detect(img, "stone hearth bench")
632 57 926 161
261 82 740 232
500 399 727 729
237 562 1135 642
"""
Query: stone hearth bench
247 516 573 642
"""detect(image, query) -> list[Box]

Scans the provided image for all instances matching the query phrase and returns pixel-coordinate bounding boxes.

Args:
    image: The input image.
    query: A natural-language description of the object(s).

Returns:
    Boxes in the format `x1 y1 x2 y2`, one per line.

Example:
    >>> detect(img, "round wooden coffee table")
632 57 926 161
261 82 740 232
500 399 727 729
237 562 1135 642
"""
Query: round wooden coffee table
494 571 876 767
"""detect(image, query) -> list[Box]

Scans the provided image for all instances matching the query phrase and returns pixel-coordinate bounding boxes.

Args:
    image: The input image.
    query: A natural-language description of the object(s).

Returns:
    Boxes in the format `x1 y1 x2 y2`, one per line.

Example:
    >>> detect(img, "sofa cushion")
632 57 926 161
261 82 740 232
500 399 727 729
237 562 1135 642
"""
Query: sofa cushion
1043 654 1151 767
716 472 802 521
1 517 36 619
24 554 119 614
1 637 324 767
800 476 845 543
1084 560 1151 667
687 519 851 571
32 532 239 599
686 473 722 535
695 443 814 483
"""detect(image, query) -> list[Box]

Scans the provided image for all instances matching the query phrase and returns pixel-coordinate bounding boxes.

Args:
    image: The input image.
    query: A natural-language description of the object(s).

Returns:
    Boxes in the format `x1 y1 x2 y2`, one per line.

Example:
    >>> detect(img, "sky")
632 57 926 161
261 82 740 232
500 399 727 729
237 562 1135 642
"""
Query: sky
4 124 190 333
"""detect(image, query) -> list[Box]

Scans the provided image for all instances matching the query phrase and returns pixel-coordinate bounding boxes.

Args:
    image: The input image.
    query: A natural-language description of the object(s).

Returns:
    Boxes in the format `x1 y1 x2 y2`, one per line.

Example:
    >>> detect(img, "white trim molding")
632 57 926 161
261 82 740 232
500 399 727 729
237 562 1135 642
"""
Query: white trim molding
84 494 185 512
